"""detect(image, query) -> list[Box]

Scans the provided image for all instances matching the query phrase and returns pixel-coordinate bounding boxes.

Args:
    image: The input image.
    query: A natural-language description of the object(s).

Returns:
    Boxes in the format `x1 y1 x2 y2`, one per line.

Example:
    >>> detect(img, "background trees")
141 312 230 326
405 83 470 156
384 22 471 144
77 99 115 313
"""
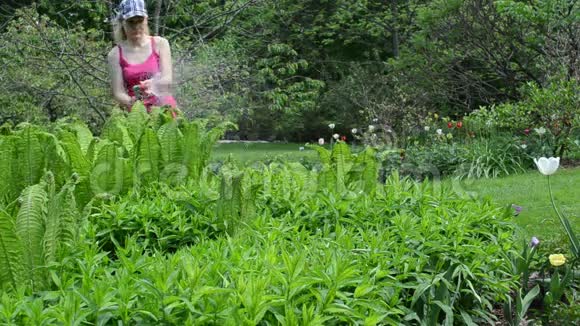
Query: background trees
0 0 577 140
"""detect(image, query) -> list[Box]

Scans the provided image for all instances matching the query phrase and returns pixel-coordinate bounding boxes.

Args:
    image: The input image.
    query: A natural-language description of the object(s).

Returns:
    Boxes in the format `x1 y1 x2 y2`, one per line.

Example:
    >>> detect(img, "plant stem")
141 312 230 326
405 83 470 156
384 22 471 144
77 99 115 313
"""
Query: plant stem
548 176 580 257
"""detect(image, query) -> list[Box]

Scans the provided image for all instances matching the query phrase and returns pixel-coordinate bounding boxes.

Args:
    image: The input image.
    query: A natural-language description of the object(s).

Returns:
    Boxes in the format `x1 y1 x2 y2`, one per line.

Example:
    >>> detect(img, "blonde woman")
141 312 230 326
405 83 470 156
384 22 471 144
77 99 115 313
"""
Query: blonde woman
108 0 177 111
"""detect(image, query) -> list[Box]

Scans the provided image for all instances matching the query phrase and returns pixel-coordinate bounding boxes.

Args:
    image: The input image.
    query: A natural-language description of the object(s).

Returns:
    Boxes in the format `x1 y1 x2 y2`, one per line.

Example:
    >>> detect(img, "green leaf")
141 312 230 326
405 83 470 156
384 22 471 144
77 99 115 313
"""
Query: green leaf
134 127 161 183
15 184 47 291
0 207 22 290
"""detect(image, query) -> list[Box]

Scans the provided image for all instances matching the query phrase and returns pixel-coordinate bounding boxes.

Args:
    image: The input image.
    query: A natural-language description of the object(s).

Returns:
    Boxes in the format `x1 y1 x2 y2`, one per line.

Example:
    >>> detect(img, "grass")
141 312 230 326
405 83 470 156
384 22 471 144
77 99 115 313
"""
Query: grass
211 142 579 242
211 142 318 163
458 167 580 243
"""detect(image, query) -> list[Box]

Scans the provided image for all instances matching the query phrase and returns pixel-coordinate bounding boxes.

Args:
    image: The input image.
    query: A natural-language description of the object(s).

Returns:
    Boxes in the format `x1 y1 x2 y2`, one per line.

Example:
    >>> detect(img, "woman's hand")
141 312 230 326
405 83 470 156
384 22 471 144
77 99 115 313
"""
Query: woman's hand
139 79 154 96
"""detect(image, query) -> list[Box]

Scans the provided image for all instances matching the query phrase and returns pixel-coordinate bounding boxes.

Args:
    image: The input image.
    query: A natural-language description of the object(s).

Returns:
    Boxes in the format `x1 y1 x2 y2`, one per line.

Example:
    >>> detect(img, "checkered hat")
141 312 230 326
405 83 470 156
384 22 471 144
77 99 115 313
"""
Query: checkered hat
118 0 148 19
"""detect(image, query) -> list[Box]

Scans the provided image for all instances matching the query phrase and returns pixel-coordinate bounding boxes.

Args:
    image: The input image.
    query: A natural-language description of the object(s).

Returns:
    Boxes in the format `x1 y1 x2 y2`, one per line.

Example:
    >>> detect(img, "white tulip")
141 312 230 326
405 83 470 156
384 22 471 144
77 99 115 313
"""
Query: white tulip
333 133 339 140
328 123 335 129
351 128 358 134
299 146 305 151
533 157 560 176
424 126 430 131
520 144 527 149
318 138 325 145
436 129 443 135
368 125 375 132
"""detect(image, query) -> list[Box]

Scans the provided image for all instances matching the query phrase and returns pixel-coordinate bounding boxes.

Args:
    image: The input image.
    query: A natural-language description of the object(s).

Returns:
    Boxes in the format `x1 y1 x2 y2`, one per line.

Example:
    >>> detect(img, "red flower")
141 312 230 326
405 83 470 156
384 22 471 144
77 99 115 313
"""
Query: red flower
341 135 347 141
456 121 463 128
447 122 454 129
524 128 530 135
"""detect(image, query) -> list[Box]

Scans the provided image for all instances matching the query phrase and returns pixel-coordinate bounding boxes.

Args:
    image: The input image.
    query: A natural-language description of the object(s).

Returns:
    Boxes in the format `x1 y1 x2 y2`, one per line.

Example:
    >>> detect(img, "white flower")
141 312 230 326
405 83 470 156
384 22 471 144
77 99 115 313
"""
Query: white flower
534 127 547 136
299 146 305 151
351 128 358 134
436 129 443 135
318 138 324 145
520 144 527 149
372 118 378 122
533 157 560 176
424 126 430 131
333 133 339 140
368 125 375 132
328 123 335 129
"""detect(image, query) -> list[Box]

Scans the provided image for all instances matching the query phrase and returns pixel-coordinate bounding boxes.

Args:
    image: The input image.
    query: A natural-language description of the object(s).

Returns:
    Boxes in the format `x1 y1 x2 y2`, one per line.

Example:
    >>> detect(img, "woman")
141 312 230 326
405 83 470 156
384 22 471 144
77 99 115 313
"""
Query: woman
108 0 177 111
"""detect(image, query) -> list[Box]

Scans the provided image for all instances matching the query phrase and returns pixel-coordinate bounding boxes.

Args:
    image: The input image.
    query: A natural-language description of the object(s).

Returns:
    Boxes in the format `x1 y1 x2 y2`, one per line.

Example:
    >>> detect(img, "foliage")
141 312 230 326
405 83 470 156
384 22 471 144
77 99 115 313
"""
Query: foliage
467 80 580 158
0 172 79 292
1 161 520 324
0 103 234 210
0 7 112 128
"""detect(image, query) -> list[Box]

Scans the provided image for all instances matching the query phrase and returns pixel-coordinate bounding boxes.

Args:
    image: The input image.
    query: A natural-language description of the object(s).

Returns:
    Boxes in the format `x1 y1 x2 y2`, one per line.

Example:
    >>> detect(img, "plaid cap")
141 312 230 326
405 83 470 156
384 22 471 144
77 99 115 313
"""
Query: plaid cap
118 0 148 19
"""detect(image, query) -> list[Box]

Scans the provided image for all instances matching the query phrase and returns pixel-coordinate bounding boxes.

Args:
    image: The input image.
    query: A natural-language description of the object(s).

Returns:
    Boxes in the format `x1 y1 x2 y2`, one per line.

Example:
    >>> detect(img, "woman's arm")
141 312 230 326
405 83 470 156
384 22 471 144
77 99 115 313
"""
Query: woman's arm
154 36 173 92
107 47 134 108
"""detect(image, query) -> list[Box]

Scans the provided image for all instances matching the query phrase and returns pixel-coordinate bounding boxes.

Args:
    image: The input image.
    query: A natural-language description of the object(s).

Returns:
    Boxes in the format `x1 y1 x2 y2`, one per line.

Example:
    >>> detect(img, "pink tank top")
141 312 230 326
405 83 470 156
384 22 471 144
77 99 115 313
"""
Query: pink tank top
118 37 177 109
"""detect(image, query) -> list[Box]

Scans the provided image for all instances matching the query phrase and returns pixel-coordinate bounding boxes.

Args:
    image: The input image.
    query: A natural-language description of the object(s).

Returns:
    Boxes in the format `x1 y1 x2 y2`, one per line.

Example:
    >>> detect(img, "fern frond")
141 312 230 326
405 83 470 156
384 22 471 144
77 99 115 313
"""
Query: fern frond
126 102 149 142
69 121 94 156
157 121 183 165
44 173 79 266
38 132 70 189
134 127 161 183
332 142 353 193
15 125 44 189
15 184 47 291
0 136 18 204
0 208 22 291
90 141 126 196
101 117 134 153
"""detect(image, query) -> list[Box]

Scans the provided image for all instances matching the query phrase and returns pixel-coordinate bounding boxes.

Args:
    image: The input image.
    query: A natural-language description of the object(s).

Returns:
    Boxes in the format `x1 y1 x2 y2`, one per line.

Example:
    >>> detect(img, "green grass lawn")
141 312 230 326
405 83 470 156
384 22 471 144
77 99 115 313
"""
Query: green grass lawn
211 142 318 163
211 142 579 242
458 167 580 243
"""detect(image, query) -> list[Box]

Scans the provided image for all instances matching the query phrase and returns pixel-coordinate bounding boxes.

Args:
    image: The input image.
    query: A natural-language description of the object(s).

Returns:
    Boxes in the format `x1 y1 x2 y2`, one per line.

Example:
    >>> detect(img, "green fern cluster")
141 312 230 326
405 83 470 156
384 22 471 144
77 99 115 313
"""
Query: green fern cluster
308 142 379 194
0 103 235 210
0 172 78 292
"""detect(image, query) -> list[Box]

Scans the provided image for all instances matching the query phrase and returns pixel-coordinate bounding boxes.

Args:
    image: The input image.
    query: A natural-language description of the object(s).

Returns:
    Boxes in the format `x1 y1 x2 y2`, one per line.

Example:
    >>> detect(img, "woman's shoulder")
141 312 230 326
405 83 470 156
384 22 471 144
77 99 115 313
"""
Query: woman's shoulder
153 36 170 47
107 45 119 58
107 45 121 61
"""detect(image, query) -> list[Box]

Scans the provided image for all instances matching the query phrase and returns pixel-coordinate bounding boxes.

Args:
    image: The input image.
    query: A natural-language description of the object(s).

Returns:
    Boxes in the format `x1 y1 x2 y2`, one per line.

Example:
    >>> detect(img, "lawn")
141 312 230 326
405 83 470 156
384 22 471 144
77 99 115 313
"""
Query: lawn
211 142 317 163
461 166 580 242
213 142 579 242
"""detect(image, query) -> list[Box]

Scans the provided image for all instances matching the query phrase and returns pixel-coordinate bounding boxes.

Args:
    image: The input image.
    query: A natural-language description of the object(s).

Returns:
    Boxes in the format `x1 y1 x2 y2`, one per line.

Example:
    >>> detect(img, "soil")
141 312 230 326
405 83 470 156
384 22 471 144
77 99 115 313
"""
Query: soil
561 158 580 168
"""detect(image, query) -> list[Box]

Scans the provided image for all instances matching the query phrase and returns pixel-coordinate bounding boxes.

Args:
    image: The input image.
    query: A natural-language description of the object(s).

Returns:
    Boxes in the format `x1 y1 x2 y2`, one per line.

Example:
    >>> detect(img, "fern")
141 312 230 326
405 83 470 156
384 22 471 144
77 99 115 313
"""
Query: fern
101 115 134 153
307 144 336 191
15 184 47 291
68 121 94 156
134 127 161 183
351 147 378 194
0 136 18 204
182 121 203 181
15 124 44 190
90 141 125 195
38 132 70 189
157 121 183 165
126 102 149 143
43 174 79 266
0 207 22 290
58 130 93 209
332 142 353 193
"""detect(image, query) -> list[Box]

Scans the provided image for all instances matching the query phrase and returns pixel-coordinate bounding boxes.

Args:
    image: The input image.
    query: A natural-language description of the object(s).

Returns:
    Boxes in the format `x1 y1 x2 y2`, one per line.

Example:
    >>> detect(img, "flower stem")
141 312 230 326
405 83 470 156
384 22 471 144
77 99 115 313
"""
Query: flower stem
548 176 580 258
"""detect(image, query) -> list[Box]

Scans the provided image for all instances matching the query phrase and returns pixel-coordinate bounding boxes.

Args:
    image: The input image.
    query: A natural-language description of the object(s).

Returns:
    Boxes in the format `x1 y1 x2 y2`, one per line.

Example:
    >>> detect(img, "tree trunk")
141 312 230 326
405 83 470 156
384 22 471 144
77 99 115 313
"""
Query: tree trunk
391 0 399 58
153 0 163 36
